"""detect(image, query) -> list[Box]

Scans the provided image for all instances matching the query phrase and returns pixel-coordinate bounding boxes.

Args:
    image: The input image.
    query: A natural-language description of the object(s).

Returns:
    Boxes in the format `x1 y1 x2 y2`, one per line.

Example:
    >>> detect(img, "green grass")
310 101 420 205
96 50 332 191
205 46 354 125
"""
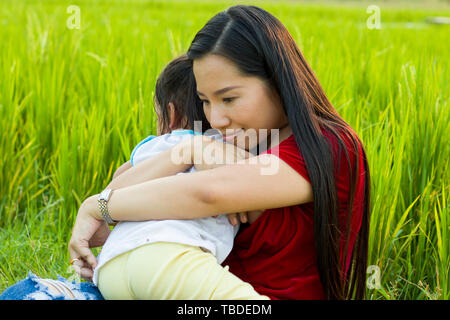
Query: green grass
0 0 448 299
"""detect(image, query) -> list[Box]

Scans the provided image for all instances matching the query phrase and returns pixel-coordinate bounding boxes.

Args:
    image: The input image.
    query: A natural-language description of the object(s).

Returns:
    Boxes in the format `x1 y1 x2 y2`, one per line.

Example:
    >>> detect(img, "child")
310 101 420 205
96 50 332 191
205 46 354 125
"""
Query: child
93 54 269 300
0 54 265 301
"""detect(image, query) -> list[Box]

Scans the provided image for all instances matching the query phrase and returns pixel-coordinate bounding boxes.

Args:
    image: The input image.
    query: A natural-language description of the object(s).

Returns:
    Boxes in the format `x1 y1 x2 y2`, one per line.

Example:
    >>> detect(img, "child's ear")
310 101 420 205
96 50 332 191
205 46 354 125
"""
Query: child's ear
168 102 178 130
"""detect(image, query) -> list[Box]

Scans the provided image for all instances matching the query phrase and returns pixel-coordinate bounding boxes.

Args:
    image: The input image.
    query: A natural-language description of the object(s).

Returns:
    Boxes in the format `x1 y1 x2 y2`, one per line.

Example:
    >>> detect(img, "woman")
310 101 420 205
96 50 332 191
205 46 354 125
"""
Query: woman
69 5 370 300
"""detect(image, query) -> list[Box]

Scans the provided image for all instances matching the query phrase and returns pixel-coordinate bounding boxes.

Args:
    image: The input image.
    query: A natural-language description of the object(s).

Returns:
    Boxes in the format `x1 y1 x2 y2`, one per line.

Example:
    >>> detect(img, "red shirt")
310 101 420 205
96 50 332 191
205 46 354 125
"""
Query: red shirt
221 127 367 300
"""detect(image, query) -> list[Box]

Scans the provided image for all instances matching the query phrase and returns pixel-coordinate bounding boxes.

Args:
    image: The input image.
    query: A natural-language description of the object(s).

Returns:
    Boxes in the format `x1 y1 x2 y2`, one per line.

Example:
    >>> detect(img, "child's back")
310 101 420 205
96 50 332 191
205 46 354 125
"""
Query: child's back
92 129 240 286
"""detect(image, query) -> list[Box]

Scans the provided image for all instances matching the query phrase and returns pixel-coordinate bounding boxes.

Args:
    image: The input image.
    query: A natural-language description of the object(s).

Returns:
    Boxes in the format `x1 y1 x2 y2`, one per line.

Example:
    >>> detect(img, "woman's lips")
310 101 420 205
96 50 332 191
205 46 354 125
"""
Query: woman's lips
222 129 243 142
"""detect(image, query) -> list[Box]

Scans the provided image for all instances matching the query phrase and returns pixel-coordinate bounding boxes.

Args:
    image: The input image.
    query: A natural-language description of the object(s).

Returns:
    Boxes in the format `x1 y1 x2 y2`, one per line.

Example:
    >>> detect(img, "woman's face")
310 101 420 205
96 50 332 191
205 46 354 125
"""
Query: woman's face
193 54 288 151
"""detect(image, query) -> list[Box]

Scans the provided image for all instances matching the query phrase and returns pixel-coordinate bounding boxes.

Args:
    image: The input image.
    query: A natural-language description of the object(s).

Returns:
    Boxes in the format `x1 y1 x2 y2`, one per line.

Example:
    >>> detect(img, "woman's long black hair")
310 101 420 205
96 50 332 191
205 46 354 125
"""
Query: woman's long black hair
187 5 370 299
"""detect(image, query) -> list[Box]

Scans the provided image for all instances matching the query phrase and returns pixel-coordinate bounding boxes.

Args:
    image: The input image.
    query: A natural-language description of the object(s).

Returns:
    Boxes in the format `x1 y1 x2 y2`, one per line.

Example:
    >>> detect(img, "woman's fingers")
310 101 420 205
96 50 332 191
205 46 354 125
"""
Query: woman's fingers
70 258 93 282
239 212 248 223
79 265 94 282
68 204 103 271
68 250 95 282
77 243 98 270
228 213 238 226
67 196 106 282
69 238 98 271
68 246 90 281
227 212 248 225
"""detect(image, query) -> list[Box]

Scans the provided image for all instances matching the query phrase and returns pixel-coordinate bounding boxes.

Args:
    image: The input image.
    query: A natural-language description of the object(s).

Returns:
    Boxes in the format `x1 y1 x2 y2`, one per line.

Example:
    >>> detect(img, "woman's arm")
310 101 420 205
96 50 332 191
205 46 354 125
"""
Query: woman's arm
89 152 312 222
69 136 312 276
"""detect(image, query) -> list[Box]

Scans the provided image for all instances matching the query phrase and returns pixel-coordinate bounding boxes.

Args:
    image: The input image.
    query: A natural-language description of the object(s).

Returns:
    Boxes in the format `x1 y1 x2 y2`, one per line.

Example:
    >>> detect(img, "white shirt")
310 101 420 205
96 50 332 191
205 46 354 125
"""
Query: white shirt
93 129 240 285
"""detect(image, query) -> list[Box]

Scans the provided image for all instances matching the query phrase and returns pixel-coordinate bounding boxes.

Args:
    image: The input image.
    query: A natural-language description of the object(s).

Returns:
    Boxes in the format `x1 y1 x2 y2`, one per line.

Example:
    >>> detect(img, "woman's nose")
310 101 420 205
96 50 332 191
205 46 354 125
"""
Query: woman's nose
208 105 231 129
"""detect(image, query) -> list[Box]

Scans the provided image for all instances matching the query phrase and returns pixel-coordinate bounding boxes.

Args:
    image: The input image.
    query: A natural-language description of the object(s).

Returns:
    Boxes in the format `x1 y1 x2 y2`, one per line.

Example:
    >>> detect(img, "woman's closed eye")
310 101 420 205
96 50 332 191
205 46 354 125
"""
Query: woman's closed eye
200 97 236 105
223 97 237 104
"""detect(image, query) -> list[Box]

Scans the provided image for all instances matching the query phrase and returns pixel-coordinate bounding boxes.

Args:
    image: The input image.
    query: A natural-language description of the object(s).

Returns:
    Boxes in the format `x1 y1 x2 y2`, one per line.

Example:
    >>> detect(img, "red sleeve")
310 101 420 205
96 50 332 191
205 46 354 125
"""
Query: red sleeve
260 135 310 183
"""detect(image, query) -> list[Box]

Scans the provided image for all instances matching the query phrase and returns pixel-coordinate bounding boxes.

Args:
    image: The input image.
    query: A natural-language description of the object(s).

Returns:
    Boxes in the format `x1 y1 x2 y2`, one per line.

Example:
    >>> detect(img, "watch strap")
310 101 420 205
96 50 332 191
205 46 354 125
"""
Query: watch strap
98 189 116 224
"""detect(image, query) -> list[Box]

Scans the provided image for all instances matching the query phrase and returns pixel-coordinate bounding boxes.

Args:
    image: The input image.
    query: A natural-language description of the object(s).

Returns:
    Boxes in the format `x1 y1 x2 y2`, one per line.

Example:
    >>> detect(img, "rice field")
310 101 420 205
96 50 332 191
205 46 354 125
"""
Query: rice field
0 0 448 300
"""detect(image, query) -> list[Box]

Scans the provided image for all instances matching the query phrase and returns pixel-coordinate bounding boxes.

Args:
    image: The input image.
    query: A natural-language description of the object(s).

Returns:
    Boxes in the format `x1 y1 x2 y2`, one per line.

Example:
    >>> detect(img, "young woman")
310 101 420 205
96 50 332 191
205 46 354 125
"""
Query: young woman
69 5 370 300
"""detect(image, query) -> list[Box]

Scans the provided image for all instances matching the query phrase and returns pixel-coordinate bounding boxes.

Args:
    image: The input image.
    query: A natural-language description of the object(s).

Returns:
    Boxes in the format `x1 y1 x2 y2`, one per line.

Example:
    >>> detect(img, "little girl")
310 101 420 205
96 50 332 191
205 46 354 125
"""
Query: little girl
94 54 269 300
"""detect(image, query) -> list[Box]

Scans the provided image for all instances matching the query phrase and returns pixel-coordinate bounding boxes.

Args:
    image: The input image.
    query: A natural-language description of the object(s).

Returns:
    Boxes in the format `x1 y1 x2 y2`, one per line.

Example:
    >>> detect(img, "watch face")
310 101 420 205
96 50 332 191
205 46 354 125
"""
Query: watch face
100 189 112 200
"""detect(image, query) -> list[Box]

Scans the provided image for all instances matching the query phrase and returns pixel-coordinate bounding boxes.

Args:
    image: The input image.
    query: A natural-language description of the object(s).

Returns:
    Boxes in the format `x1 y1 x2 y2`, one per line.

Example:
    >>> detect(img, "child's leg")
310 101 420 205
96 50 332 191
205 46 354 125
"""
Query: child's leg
97 251 135 300
97 241 270 300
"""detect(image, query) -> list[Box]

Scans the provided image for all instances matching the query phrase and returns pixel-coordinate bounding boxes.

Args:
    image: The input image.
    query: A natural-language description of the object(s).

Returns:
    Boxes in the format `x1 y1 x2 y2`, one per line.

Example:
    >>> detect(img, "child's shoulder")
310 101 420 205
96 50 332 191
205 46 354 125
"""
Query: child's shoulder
135 130 196 148
130 130 202 166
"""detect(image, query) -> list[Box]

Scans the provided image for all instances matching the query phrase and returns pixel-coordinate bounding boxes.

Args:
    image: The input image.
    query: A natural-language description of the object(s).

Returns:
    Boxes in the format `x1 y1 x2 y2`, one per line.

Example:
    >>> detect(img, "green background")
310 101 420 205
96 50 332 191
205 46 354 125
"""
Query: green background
0 0 448 299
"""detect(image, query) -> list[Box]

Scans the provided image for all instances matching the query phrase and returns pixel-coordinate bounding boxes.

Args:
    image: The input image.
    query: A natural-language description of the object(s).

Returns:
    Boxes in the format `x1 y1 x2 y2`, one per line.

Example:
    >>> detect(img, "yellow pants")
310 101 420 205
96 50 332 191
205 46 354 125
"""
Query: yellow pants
97 241 270 300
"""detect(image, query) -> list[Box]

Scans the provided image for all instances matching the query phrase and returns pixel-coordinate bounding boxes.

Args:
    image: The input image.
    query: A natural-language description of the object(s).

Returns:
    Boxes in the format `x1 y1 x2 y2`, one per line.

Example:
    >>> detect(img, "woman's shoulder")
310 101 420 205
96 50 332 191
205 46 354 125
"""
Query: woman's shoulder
260 133 310 182
267 125 363 156
261 125 366 182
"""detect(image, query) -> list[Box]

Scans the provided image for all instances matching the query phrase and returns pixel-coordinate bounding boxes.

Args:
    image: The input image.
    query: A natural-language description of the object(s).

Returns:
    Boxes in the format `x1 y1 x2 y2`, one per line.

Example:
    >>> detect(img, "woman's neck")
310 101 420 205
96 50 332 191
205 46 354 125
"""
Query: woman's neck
267 123 292 149
278 123 292 143
254 123 292 155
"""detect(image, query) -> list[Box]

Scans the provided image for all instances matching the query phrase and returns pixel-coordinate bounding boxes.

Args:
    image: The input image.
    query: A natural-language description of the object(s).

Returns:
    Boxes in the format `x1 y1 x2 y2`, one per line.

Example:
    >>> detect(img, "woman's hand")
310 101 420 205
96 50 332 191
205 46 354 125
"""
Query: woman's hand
189 135 252 171
228 209 265 226
88 220 111 248
228 211 249 225
186 136 262 226
68 194 104 281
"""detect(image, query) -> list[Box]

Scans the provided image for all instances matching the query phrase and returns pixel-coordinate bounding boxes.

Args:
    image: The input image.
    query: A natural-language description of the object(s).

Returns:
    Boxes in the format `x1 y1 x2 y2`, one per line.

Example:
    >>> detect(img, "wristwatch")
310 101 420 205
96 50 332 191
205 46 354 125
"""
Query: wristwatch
98 188 117 224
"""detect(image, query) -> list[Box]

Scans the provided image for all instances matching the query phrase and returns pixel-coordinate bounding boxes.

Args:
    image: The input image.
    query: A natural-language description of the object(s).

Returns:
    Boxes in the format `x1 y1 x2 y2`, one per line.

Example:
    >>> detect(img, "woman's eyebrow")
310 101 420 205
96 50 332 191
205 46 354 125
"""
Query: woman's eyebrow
197 86 243 97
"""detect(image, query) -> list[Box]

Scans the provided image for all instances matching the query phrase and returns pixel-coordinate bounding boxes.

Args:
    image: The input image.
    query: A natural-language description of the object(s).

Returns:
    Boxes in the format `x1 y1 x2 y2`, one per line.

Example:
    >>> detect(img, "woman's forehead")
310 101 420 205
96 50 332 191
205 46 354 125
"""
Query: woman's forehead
193 55 241 82
193 55 263 95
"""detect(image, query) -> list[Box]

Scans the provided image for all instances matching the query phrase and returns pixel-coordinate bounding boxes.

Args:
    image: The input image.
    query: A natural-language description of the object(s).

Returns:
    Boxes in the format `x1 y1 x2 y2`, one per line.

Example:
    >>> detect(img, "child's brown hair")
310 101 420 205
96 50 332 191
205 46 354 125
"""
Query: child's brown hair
154 53 211 134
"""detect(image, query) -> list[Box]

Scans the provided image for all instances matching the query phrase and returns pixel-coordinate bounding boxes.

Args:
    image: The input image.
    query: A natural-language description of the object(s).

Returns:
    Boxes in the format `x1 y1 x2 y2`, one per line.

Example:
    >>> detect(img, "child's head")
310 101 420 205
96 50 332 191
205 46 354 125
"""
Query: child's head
154 53 211 135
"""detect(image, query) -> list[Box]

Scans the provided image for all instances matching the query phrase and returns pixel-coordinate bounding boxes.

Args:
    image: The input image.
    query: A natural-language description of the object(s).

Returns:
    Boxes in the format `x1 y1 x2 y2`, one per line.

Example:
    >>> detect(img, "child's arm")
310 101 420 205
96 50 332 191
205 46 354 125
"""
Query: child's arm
105 136 254 191
105 143 193 190
112 160 132 180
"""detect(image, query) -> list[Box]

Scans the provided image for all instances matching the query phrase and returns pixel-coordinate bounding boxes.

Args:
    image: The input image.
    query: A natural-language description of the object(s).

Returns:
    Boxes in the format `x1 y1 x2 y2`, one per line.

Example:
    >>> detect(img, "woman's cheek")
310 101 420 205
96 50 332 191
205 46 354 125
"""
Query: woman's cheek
203 106 211 123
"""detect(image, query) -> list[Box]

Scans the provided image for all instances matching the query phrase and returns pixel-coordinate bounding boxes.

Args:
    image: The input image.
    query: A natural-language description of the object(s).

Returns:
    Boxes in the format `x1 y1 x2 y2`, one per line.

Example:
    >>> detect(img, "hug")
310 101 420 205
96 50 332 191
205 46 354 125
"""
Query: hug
0 4 370 300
